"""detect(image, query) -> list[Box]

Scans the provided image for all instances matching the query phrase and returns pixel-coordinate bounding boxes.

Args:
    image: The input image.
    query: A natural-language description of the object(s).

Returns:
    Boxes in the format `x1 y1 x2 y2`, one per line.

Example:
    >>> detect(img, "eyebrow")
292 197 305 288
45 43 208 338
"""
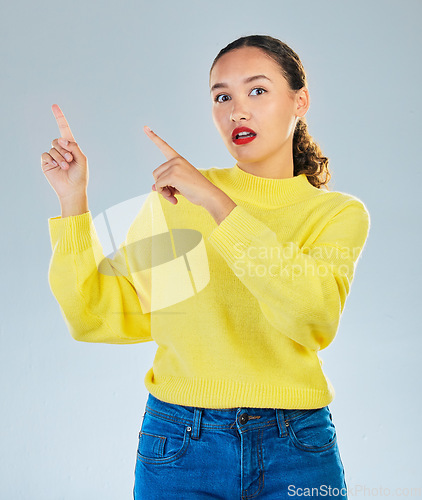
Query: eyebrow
210 74 272 93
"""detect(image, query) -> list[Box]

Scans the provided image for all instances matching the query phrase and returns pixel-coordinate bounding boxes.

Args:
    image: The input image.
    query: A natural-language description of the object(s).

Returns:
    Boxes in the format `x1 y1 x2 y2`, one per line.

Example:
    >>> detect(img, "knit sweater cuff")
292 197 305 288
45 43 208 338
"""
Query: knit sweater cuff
48 211 96 254
207 205 269 262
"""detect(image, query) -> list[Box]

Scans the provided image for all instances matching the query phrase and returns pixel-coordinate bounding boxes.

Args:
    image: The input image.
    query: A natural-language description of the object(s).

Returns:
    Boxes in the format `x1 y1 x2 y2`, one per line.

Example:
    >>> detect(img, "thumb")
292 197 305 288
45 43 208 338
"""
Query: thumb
58 137 85 163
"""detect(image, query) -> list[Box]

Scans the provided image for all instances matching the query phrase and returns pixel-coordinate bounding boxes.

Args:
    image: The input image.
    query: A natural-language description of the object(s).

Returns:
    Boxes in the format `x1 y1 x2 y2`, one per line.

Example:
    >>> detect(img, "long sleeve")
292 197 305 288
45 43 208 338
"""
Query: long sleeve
207 199 370 352
48 209 152 344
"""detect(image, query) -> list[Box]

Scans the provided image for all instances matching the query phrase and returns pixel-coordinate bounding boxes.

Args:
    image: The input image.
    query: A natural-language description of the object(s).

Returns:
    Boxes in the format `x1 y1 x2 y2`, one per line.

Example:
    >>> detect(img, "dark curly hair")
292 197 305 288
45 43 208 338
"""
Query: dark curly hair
210 34 331 190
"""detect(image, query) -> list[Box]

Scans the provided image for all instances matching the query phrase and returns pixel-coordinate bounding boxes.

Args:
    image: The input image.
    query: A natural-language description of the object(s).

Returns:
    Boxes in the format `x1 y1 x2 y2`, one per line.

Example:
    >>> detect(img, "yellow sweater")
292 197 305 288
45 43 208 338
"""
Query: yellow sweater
48 165 370 409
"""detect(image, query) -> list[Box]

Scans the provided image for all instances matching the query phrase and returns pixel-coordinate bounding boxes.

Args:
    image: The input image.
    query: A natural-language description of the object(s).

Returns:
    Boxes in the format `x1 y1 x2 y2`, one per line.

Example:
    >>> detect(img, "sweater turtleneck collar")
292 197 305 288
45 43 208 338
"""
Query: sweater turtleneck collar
223 163 320 207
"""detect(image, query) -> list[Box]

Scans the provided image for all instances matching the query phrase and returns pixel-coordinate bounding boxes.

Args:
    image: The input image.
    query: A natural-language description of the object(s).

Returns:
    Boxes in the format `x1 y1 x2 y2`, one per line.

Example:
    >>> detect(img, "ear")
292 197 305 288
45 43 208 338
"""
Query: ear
295 86 310 118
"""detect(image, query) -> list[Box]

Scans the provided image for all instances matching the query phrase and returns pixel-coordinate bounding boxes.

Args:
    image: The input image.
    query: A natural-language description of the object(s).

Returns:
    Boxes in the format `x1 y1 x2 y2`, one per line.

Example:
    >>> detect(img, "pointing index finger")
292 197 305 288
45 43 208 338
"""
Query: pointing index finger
144 126 181 161
51 104 76 141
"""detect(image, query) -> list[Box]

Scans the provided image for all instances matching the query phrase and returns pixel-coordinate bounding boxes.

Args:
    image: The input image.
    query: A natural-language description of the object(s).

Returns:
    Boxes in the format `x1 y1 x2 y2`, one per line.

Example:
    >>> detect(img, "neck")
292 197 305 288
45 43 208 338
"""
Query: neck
235 140 295 180
223 165 318 208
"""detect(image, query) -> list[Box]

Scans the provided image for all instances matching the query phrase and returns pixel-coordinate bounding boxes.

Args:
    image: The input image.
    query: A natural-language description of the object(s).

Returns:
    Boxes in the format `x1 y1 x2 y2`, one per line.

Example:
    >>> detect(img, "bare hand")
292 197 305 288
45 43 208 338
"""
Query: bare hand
41 104 89 200
144 126 219 207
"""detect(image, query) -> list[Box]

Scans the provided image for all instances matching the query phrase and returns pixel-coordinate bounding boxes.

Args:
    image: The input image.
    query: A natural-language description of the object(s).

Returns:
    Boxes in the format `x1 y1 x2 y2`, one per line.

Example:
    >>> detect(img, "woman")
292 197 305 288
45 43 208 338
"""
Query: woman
42 34 369 499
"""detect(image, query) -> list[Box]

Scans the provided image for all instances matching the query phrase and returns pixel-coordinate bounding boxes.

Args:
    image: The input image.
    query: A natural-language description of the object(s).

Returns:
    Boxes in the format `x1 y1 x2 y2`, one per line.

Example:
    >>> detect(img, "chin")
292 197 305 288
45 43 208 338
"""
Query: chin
223 138 267 164
227 146 252 159
231 151 263 164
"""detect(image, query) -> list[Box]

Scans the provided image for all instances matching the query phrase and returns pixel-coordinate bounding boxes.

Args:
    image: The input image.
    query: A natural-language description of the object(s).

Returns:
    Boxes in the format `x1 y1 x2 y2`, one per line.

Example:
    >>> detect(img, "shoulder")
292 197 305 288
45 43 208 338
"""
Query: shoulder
305 184 371 244
316 184 370 219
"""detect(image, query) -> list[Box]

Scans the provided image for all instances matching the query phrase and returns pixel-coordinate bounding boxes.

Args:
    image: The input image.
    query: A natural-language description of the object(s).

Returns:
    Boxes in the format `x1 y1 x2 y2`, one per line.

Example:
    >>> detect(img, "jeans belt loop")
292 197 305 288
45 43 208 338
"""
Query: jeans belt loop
191 408 203 440
276 408 289 437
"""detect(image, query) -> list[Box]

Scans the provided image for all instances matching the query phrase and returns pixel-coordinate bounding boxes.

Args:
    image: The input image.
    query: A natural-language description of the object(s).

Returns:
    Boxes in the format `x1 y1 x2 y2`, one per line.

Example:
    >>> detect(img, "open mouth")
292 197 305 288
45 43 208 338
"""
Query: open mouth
232 127 257 145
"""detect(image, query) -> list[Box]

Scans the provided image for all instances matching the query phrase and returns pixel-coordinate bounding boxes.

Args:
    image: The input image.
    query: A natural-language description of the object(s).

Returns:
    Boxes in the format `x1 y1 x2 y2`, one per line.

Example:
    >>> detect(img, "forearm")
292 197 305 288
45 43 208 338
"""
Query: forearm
204 187 237 225
60 192 89 218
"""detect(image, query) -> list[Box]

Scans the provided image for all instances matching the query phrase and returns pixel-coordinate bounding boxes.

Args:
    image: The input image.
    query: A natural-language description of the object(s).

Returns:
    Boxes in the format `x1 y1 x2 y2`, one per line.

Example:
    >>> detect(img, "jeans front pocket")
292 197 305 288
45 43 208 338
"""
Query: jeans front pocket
286 406 337 452
137 411 191 465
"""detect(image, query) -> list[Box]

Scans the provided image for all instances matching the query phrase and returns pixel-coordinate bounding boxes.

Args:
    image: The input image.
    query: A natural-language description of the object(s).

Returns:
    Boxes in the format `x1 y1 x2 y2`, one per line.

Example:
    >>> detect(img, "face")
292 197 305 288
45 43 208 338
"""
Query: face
209 46 309 176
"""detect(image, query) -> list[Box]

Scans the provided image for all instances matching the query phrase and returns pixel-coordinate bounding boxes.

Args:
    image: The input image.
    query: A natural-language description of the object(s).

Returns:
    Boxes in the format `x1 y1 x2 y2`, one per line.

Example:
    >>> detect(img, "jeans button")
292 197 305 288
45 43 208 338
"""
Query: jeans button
239 413 249 425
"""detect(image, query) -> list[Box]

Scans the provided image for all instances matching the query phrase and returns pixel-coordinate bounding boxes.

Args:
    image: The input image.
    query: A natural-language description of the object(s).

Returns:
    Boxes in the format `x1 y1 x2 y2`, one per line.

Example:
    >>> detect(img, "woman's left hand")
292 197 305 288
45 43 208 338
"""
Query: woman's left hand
144 126 221 207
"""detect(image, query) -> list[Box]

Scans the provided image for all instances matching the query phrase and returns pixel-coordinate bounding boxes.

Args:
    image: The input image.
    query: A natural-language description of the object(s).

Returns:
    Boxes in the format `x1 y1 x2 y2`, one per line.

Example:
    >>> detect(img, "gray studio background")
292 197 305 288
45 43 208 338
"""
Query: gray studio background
1 0 420 498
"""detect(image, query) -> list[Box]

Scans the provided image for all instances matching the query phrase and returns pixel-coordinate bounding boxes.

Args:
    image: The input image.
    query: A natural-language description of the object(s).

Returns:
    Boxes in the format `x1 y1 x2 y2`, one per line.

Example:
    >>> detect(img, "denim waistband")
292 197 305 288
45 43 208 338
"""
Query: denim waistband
144 392 329 440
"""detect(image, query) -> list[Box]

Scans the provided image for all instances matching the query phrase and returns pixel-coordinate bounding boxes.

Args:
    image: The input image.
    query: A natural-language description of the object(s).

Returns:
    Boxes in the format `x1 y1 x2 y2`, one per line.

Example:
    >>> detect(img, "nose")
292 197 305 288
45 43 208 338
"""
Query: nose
230 100 250 122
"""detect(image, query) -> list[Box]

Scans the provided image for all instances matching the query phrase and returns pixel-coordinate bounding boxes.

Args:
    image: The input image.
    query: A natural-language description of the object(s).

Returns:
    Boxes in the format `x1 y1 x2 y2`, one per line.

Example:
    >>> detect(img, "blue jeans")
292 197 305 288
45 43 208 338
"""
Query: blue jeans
133 393 348 499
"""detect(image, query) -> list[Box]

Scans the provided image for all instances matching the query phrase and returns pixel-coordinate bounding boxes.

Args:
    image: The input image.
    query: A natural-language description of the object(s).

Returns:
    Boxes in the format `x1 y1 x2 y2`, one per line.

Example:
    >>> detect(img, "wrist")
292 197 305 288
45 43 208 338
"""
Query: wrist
59 192 89 218
205 187 237 225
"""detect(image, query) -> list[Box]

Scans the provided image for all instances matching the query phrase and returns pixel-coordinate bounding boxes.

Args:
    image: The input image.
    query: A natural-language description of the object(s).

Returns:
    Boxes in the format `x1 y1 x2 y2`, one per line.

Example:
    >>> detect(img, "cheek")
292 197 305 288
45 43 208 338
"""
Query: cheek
212 107 228 135
265 101 285 123
263 103 293 138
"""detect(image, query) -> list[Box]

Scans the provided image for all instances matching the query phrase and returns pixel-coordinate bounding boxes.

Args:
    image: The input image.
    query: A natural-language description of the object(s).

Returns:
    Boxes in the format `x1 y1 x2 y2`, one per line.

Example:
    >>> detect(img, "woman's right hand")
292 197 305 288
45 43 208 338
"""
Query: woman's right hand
41 104 89 201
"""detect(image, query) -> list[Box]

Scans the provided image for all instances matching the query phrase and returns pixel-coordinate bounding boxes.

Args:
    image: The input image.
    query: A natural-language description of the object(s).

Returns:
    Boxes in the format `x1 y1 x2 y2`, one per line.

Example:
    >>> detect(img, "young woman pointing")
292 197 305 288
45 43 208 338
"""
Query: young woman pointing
43 34 369 499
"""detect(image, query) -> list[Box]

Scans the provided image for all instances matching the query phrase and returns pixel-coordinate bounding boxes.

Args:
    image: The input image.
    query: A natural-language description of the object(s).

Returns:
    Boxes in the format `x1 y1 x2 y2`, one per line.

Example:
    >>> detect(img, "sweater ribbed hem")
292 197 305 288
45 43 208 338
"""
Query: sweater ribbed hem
144 369 335 410
48 211 96 254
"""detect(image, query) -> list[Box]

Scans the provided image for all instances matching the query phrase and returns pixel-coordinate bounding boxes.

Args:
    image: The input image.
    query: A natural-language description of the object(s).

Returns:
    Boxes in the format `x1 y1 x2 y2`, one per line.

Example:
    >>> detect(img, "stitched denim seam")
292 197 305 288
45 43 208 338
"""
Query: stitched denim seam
137 427 191 464
145 406 192 426
242 428 264 500
145 405 325 430
139 431 166 456
287 425 337 453
285 408 320 424
239 421 279 434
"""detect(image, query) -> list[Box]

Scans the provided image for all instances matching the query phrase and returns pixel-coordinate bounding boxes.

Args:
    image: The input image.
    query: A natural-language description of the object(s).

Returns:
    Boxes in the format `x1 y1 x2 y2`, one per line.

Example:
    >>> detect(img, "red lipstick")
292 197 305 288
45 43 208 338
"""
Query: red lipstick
232 127 257 145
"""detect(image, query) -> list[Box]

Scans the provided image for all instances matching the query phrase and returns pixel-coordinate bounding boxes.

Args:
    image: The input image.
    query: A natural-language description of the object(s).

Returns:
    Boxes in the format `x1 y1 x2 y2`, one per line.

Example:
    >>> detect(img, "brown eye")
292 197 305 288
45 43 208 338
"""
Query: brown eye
250 88 266 96
215 94 230 103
